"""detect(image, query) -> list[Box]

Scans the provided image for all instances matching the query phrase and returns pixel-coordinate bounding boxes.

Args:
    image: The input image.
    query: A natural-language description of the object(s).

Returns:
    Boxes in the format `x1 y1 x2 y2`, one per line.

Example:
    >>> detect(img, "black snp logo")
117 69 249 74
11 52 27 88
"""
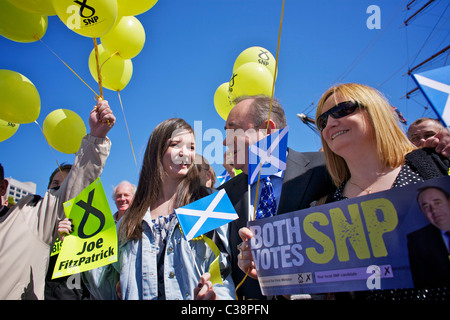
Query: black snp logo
68 0 100 27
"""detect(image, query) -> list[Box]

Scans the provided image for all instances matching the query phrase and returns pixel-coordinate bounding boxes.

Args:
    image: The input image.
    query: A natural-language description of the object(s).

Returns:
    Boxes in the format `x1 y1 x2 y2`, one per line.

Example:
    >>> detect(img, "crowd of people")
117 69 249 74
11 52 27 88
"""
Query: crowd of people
0 83 449 300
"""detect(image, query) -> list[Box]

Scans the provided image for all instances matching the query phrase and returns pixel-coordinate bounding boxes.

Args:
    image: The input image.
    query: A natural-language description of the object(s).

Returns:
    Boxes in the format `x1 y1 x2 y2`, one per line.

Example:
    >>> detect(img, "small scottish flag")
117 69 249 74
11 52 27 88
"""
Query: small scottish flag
175 189 238 241
217 168 243 185
412 65 450 127
217 169 231 185
248 126 289 185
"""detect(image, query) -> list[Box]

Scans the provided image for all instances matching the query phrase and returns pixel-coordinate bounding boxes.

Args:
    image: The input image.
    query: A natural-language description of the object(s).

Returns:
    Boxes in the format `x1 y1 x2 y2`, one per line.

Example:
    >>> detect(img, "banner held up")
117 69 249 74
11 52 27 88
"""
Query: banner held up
52 178 117 279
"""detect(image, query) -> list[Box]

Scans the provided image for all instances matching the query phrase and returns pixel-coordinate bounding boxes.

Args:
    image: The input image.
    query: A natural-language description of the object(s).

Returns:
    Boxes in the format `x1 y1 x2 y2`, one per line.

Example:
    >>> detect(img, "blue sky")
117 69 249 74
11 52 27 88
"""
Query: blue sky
1 0 449 211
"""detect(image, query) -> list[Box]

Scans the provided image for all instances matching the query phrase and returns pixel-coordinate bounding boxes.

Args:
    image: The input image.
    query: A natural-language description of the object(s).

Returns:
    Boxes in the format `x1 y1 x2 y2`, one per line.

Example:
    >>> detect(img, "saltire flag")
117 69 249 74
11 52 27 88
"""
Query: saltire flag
248 126 289 185
175 189 238 241
217 169 231 185
412 65 450 127
217 168 243 185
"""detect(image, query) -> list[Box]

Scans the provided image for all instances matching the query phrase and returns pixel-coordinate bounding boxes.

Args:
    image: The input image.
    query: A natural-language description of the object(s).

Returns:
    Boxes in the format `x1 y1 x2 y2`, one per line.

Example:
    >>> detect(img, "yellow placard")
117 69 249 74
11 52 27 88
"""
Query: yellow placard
52 178 117 279
50 238 62 257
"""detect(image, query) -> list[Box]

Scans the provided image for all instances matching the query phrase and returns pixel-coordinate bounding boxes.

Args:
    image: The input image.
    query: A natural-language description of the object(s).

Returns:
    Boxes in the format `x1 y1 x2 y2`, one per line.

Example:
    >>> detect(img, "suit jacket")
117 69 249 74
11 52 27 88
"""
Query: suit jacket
407 224 450 288
218 148 334 299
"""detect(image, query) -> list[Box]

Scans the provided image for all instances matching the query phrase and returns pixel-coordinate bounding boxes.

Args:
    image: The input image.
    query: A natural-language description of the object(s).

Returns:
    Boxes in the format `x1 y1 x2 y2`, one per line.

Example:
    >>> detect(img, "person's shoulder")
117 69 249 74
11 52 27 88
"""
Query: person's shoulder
287 148 326 166
217 172 247 191
405 147 450 176
406 147 448 161
201 186 216 196
407 223 437 240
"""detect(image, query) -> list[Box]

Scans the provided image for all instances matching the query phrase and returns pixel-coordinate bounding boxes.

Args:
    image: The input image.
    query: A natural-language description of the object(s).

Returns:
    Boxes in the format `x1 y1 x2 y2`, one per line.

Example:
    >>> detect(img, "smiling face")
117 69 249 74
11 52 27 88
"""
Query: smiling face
407 119 442 148
114 183 135 214
223 98 267 174
320 93 373 159
162 131 195 181
315 83 416 187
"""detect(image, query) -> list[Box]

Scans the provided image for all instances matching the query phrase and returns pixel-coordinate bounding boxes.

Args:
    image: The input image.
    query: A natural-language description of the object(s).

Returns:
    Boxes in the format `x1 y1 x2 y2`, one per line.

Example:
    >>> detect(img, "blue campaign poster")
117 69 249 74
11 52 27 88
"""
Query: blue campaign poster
247 176 450 296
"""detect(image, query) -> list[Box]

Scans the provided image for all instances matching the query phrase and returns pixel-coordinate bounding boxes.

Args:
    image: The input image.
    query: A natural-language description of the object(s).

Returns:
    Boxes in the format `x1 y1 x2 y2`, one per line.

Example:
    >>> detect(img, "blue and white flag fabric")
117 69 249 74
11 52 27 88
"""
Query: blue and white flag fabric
412 65 450 127
217 169 231 185
217 168 243 185
248 126 289 185
175 189 238 241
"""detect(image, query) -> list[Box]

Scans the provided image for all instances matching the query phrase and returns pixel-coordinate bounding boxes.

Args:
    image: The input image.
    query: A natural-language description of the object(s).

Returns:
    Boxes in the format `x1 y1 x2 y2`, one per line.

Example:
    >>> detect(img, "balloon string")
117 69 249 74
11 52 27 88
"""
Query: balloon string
267 0 284 131
101 51 119 70
234 269 249 300
93 38 104 99
239 0 285 301
38 39 100 99
34 120 62 174
92 39 112 125
117 91 139 173
251 0 285 221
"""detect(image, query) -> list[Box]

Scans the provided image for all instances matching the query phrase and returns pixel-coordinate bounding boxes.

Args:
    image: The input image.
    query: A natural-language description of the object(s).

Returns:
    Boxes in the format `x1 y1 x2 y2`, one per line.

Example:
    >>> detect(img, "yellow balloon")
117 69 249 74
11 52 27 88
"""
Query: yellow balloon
228 62 274 102
233 46 277 78
7 0 56 16
52 0 118 38
117 0 158 16
0 1 47 42
0 70 41 124
0 119 19 143
101 16 145 59
89 44 133 91
43 109 87 154
214 83 233 121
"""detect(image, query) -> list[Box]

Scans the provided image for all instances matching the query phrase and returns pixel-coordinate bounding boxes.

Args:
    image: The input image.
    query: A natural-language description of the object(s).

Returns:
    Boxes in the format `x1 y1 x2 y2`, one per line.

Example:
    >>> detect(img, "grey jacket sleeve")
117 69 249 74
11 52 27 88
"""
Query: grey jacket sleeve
22 134 111 246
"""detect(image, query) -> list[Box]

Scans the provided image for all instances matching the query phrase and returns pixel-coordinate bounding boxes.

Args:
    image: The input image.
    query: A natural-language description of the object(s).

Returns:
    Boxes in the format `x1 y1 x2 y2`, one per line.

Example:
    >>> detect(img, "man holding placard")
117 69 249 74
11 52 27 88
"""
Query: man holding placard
0 99 115 300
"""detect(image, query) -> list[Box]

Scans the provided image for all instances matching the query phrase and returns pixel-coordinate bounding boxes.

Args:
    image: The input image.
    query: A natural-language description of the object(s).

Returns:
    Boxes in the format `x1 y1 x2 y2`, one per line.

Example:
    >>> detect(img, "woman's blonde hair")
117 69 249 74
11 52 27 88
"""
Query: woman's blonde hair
315 83 416 186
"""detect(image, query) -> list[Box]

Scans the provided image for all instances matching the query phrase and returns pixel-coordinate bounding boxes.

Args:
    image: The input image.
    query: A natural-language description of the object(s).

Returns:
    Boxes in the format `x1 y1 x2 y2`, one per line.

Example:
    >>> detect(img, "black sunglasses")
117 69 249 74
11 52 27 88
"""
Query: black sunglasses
316 101 361 132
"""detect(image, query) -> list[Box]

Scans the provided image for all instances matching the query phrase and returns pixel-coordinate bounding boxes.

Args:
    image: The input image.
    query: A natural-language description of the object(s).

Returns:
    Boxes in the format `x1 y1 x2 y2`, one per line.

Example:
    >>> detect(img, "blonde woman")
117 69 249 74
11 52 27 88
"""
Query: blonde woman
237 83 449 300
315 83 448 203
313 83 449 299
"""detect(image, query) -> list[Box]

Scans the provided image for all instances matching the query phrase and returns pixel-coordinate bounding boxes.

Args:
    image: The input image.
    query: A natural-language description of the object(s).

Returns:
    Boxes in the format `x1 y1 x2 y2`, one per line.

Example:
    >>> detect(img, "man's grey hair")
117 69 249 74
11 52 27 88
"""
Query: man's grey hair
234 95 287 129
112 180 137 200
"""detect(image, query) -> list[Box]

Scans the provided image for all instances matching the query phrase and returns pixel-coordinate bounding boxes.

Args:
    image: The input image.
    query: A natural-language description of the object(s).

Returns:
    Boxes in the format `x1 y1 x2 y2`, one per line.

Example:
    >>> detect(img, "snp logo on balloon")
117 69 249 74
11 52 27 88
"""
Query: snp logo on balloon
74 0 97 19
66 1 98 29
257 50 271 67
76 0 100 26
52 0 117 38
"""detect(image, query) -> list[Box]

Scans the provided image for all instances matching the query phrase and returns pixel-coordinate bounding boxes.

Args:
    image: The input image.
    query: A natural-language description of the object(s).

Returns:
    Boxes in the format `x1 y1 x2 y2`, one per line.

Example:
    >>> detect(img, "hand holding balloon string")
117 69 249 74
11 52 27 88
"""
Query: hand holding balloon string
90 99 115 138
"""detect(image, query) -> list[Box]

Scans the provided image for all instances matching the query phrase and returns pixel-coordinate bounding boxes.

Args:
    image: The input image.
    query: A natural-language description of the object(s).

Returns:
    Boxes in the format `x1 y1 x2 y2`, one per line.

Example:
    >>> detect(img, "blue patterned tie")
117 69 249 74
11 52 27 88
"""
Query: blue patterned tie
255 177 277 219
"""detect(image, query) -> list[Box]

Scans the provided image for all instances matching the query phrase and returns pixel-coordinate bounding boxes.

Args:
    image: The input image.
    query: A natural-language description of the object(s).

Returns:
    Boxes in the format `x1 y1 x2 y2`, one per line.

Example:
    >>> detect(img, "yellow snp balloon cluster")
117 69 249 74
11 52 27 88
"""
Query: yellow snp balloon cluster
0 0 157 152
214 46 277 121
0 69 38 143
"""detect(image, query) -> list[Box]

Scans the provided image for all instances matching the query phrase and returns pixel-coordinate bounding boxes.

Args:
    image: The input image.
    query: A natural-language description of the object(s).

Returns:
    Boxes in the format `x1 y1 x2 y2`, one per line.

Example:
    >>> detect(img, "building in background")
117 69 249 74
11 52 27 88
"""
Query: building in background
5 177 36 204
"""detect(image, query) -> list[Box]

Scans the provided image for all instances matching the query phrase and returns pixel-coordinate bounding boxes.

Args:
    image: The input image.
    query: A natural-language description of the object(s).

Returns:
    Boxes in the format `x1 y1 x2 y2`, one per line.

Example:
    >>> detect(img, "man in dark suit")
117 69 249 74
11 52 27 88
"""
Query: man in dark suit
407 186 450 288
218 95 334 299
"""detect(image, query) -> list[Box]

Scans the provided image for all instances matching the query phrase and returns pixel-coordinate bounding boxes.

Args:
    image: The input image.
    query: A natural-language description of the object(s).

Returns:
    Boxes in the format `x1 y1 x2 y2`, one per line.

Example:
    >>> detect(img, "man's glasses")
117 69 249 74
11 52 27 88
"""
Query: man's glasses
316 101 362 132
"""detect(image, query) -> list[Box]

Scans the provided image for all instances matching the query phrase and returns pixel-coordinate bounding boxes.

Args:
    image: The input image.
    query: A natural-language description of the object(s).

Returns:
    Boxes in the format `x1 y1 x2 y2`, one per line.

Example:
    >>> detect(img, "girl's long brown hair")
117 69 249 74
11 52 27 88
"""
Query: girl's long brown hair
119 118 209 241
